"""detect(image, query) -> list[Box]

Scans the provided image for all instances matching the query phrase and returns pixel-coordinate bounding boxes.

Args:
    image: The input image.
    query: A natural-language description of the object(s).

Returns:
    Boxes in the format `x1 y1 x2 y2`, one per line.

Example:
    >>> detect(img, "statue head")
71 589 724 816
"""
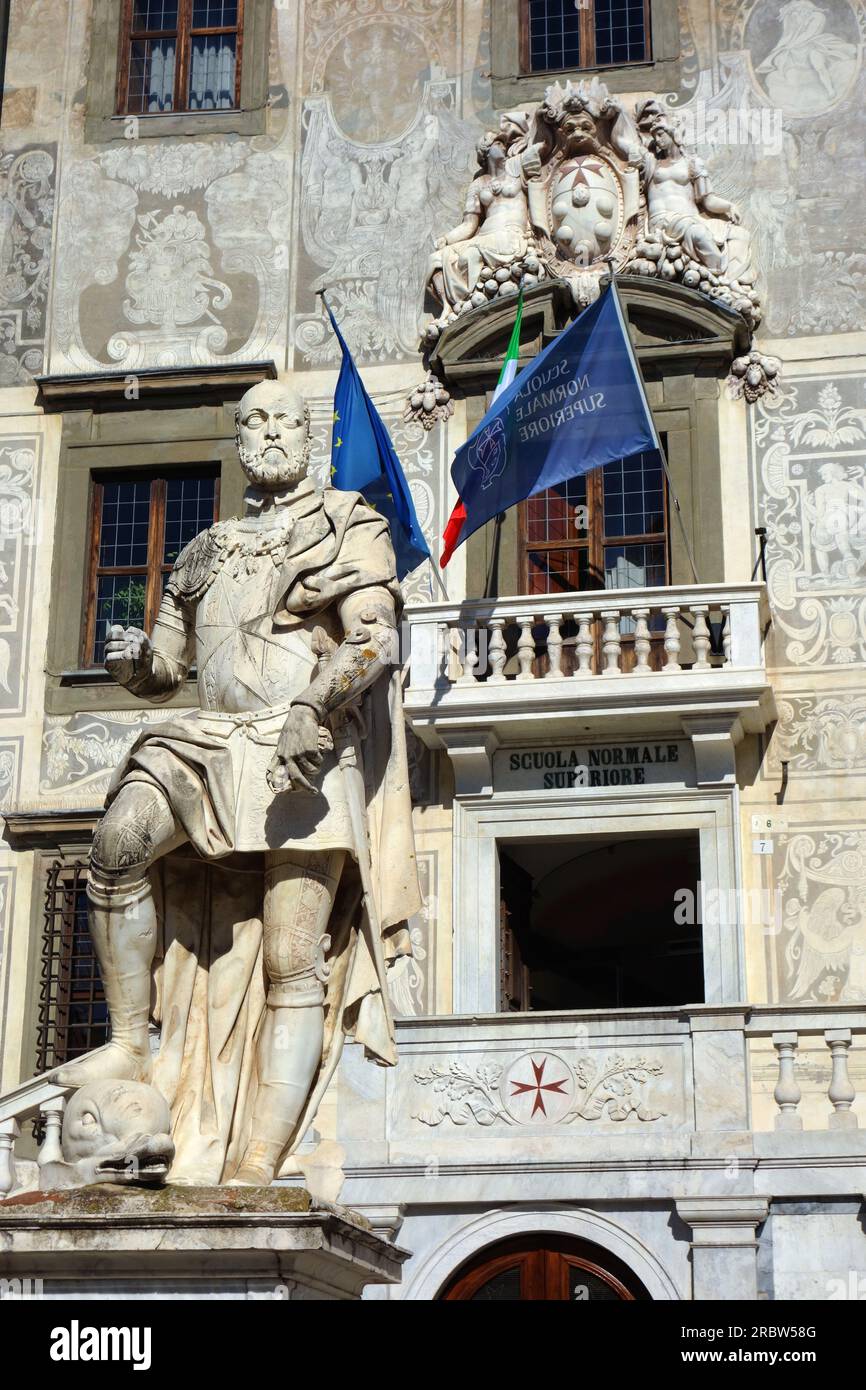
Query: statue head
647 115 681 157
476 130 508 173
498 109 530 151
54 1079 175 1187
235 379 312 493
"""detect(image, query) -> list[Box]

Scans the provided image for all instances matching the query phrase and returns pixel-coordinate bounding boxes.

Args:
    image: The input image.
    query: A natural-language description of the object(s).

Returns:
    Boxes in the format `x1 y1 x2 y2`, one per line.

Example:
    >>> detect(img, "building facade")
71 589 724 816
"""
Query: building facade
0 0 865 1301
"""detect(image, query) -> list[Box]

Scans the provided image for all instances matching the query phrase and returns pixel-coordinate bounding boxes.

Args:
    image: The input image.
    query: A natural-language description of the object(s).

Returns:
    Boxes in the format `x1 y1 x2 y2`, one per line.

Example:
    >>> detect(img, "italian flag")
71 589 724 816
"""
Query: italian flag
440 290 524 567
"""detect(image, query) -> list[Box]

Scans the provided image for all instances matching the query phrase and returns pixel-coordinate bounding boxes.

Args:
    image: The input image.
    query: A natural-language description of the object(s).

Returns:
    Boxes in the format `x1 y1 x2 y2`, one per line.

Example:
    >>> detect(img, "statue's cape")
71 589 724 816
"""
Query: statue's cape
110 487 420 1185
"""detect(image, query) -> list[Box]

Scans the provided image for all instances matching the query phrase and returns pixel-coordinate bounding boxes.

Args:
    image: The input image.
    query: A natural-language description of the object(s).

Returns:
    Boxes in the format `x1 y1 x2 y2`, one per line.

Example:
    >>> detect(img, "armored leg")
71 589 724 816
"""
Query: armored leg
54 784 185 1087
229 849 344 1186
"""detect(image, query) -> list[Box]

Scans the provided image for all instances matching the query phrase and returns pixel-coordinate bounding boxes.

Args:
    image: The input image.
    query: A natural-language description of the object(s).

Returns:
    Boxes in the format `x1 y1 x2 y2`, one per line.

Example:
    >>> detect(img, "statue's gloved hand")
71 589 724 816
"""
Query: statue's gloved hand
267 705 329 796
105 625 153 688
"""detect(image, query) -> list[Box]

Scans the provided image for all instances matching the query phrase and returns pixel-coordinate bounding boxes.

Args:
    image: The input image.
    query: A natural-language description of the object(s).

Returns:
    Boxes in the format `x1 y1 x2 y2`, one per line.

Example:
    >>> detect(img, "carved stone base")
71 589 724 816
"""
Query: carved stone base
0 1185 408 1299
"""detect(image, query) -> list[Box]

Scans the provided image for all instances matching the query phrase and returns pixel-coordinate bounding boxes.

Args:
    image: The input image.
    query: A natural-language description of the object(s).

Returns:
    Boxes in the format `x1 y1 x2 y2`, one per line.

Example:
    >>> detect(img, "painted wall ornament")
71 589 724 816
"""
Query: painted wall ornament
775 829 866 1002
423 78 762 344
752 375 866 667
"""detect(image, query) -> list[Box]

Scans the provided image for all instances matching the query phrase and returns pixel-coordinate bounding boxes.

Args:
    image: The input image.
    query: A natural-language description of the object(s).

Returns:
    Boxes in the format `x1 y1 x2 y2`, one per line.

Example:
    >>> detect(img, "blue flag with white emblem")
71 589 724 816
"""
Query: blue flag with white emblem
450 282 661 549
324 299 430 580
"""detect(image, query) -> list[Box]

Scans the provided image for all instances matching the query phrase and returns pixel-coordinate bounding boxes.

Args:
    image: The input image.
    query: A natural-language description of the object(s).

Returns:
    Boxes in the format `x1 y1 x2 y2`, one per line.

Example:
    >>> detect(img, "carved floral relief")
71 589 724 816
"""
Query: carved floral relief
413 1050 668 1127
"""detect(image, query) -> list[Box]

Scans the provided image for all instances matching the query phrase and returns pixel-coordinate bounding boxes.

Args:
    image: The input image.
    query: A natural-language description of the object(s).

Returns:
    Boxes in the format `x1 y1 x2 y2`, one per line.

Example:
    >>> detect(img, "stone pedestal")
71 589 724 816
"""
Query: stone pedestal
0 1185 408 1300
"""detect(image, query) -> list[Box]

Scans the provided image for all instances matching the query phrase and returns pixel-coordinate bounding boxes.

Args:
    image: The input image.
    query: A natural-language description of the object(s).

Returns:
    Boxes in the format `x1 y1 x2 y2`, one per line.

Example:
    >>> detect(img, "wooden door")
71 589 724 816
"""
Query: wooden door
441 1235 648 1300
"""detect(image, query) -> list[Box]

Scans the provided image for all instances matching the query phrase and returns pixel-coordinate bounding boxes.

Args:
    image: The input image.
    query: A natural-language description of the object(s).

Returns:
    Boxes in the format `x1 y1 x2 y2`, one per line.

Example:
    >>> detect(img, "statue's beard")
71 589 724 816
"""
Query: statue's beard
238 443 309 491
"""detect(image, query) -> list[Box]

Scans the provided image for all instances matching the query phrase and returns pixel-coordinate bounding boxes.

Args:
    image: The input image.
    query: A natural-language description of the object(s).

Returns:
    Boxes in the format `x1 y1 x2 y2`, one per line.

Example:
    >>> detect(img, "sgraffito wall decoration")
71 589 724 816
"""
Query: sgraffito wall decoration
0 435 41 717
291 0 483 365
750 373 866 670
770 825 866 1005
0 144 56 384
388 849 437 1017
51 141 292 372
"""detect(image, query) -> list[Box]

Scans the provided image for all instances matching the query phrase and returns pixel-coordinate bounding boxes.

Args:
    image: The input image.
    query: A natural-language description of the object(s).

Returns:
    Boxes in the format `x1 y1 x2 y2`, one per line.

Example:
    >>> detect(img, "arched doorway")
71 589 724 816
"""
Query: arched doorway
439 1234 651 1301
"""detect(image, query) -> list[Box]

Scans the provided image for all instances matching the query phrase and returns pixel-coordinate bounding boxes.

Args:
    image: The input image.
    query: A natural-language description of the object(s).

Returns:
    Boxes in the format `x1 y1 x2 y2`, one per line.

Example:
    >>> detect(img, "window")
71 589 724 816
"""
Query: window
117 0 244 115
520 0 651 74
520 449 669 597
83 467 218 667
36 861 107 1074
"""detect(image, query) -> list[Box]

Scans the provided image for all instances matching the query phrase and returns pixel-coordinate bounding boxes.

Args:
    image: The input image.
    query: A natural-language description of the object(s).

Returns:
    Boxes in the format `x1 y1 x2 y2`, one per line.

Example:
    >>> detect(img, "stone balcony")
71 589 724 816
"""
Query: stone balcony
402 583 775 793
337 1003 866 1210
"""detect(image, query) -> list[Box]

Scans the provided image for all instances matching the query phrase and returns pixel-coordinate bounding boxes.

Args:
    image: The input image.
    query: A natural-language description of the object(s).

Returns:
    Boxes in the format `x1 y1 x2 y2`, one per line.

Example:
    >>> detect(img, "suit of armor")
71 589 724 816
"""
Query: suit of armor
57 381 410 1186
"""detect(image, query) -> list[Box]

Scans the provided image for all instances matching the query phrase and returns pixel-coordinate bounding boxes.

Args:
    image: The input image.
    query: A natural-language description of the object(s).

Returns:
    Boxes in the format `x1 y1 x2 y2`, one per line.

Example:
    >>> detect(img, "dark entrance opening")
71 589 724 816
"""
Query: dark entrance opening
499 833 703 1011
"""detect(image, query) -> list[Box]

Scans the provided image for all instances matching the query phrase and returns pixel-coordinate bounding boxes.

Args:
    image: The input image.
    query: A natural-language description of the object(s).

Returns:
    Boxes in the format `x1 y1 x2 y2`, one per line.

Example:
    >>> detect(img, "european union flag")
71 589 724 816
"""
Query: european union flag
324 299 430 580
450 282 661 550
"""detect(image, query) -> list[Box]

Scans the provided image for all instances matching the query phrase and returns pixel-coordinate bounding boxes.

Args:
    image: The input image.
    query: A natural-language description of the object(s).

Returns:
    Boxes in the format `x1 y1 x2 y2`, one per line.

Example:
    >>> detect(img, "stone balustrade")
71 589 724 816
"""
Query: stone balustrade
404 583 767 689
746 1010 862 1133
0 1070 69 1197
402 583 775 791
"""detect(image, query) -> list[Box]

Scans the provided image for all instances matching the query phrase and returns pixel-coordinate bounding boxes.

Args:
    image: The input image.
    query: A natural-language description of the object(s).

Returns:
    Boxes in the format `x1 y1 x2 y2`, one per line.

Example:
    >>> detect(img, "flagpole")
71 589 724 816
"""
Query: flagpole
603 260 702 586
427 554 450 601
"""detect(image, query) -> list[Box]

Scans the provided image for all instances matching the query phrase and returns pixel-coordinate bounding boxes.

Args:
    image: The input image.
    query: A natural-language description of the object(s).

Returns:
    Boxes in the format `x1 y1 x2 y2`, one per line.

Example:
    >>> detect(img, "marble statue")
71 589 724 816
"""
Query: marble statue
54 378 420 1187
631 103 757 304
426 113 544 333
422 78 762 348
39 1080 175 1190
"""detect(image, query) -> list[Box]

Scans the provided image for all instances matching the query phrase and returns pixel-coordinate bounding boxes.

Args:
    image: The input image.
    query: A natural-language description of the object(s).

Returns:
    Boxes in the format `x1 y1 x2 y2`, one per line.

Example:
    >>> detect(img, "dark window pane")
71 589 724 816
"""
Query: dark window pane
99 479 152 567
127 37 176 112
568 1266 624 1300
470 1266 523 1300
528 0 581 71
525 477 588 543
192 0 237 24
187 33 236 109
602 453 664 538
593 0 647 65
164 475 215 564
132 0 178 30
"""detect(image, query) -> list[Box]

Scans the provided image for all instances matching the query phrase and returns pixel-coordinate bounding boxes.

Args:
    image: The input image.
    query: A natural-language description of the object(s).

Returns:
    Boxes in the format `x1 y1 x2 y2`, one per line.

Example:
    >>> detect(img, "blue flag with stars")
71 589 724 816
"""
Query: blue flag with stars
324 299 430 580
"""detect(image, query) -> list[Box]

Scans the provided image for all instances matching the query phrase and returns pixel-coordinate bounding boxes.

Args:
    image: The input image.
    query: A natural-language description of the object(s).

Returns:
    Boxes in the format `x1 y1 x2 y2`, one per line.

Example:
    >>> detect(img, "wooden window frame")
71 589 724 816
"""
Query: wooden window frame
116 0 245 116
518 454 670 598
82 466 220 669
519 0 652 75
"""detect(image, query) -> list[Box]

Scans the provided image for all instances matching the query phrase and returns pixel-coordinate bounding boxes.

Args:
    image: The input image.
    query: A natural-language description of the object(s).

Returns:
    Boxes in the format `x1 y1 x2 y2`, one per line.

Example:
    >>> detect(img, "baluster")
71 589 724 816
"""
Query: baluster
721 604 732 667
487 617 507 684
516 616 536 682
543 613 564 679
0 1117 19 1195
772 1032 803 1131
572 610 594 678
661 606 682 673
600 610 622 676
690 604 711 670
38 1096 66 1168
825 1029 857 1130
436 621 453 685
631 607 651 674
455 623 479 684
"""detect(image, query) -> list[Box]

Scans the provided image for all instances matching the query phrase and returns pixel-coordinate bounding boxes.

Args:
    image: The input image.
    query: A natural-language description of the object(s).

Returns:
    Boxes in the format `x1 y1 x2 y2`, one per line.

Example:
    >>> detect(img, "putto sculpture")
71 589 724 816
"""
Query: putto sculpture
53 378 420 1188
423 78 761 344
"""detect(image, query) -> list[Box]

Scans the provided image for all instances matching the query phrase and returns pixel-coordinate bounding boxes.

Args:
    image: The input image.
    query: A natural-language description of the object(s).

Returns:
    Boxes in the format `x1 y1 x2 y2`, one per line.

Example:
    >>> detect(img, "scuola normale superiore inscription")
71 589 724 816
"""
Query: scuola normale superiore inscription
502 743 684 790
